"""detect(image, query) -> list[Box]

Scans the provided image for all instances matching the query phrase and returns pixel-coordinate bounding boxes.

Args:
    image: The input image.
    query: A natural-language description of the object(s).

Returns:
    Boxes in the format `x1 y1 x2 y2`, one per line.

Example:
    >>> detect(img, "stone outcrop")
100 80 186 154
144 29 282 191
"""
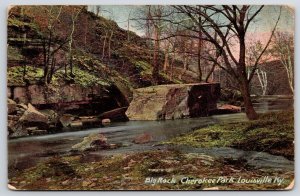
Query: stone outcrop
126 83 220 120
8 84 103 105
7 84 129 116
7 83 130 137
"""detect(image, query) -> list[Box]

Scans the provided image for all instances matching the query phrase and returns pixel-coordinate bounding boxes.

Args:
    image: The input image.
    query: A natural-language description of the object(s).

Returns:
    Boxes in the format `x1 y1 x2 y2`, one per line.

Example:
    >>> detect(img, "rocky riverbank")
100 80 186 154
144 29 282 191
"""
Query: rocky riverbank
7 97 126 138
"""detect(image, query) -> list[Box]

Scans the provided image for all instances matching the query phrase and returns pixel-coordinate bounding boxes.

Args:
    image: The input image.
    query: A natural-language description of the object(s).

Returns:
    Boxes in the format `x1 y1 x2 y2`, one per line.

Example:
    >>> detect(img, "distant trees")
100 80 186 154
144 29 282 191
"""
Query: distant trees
173 5 281 120
246 41 269 95
41 6 65 84
28 6 84 84
134 5 171 84
147 5 165 84
271 32 294 94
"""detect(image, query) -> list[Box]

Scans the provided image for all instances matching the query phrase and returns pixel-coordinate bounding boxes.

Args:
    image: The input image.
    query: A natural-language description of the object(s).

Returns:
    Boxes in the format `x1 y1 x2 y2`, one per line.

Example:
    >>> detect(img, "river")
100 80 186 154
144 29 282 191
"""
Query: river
8 96 294 177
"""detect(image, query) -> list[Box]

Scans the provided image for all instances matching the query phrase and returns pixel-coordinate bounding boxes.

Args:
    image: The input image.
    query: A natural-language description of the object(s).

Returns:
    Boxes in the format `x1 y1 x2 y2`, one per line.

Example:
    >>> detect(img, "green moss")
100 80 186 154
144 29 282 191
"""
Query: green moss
7 66 43 85
163 110 294 159
73 67 110 87
8 18 39 31
132 60 152 76
54 67 110 88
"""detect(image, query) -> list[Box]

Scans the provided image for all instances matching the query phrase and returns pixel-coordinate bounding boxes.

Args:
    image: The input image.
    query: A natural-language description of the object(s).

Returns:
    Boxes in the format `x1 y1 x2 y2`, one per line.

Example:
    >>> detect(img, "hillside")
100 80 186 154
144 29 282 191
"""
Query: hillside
8 6 198 90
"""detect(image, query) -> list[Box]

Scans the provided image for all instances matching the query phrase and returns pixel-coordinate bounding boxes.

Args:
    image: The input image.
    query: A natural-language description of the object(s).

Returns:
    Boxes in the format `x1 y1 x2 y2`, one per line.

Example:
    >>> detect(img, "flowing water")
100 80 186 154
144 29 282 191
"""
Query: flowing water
8 96 294 177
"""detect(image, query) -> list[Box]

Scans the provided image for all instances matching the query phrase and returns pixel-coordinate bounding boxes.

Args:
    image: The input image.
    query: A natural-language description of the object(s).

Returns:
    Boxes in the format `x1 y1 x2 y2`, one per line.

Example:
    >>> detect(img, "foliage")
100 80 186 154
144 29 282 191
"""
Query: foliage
8 18 39 30
7 66 43 85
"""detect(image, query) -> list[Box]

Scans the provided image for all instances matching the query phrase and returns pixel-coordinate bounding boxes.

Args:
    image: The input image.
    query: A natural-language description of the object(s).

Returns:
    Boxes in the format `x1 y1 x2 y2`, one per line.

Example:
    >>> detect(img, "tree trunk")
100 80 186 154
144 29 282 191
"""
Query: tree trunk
238 35 258 120
205 63 216 82
102 31 108 59
152 25 160 84
108 31 114 60
163 42 170 72
240 76 258 120
197 12 202 82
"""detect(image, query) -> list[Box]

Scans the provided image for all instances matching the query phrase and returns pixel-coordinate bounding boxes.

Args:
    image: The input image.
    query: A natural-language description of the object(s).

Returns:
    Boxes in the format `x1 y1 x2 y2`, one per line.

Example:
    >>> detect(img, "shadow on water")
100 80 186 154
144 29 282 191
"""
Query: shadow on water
8 96 294 177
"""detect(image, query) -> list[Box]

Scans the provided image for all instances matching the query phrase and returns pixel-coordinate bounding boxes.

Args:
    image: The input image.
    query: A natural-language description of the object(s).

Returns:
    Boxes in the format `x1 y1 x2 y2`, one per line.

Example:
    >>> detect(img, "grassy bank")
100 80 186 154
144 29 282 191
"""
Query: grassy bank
163 110 294 160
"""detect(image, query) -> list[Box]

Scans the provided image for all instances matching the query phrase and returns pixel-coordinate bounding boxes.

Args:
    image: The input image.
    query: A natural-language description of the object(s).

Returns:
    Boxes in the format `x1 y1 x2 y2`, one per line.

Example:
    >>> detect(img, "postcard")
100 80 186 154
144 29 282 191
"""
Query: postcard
7 5 294 190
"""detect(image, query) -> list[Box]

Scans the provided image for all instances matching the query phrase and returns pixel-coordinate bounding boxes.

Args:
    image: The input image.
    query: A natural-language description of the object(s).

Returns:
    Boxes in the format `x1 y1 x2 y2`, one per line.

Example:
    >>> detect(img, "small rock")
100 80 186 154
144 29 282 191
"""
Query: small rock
133 133 153 144
216 104 241 114
19 104 48 129
72 133 108 151
59 114 75 127
101 118 111 125
82 181 91 187
62 180 69 185
109 143 122 149
122 142 132 147
70 121 83 128
7 99 17 115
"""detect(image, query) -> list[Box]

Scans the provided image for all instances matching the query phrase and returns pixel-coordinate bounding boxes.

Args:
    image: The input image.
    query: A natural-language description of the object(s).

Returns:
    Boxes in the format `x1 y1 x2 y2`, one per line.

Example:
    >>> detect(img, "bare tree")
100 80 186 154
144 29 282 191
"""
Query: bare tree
102 30 108 59
174 5 281 120
68 7 83 77
133 5 170 84
42 6 65 84
256 69 268 95
271 32 294 94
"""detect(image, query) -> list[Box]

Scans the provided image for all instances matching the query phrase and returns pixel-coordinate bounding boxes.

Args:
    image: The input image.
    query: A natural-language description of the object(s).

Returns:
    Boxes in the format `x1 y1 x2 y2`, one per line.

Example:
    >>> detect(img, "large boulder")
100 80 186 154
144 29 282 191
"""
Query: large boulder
72 133 108 151
126 83 220 120
19 104 48 129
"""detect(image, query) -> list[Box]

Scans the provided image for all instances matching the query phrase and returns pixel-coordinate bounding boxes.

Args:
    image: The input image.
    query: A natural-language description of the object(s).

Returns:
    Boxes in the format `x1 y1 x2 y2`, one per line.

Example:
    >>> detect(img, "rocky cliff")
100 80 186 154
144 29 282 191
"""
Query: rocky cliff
7 6 206 137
